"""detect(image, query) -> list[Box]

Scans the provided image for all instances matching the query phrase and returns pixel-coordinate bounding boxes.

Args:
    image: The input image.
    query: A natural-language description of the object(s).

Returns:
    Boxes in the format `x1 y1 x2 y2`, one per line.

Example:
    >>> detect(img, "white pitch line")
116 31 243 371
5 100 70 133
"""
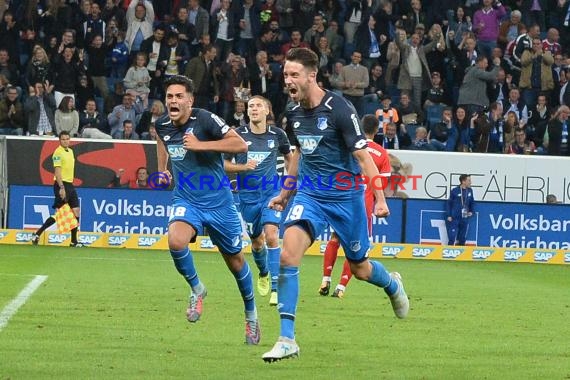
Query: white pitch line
0 275 48 332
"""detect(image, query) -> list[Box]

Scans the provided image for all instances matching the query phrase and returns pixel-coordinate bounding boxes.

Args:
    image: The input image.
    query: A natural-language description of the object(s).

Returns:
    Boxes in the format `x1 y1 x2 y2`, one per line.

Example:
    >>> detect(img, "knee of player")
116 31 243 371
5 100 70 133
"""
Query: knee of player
168 235 190 251
251 237 265 251
264 231 280 248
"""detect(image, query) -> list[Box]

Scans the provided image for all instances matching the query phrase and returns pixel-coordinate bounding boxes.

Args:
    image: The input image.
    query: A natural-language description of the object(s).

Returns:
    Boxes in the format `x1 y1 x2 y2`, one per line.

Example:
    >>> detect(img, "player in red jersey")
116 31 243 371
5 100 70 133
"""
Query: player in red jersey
319 114 392 298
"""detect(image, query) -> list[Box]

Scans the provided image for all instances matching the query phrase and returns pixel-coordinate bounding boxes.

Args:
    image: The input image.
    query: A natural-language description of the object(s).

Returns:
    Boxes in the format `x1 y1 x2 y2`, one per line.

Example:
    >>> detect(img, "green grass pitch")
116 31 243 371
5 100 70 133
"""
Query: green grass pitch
0 246 569 379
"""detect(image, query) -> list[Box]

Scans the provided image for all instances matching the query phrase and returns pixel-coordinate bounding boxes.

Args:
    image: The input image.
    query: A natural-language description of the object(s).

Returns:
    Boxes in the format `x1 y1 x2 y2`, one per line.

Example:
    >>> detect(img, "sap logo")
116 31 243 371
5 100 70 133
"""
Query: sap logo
382 246 403 257
48 234 69 244
0 231 8 240
442 248 463 259
200 238 215 249
108 236 129 246
504 250 525 261
320 244 327 254
247 151 270 164
297 136 323 154
79 235 99 245
167 145 186 161
534 251 555 263
16 232 33 242
412 247 433 257
138 236 160 247
472 249 494 260
241 240 250 249
565 253 570 263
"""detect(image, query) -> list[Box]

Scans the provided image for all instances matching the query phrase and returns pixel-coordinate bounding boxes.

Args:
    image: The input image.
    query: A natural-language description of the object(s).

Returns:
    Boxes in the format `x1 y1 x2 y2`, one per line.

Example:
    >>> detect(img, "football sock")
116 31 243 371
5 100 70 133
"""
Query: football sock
70 217 79 244
233 261 255 313
170 247 200 288
278 266 299 340
267 246 281 292
367 260 398 296
339 260 353 287
252 246 269 277
323 240 340 277
35 217 56 236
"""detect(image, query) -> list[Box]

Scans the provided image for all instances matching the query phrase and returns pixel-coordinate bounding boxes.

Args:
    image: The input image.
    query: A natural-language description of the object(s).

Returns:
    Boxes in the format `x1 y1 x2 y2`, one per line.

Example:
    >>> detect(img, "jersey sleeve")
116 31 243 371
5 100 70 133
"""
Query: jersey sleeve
336 101 367 152
203 111 231 139
285 112 300 148
378 152 392 176
52 149 62 168
276 127 292 155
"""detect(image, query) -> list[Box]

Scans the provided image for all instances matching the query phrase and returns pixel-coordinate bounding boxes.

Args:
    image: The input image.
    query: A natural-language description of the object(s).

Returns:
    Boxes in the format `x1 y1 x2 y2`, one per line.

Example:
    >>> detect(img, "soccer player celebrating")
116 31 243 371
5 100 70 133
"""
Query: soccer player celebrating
319 114 392 299
155 75 260 345
224 96 292 306
262 48 409 362
32 131 82 247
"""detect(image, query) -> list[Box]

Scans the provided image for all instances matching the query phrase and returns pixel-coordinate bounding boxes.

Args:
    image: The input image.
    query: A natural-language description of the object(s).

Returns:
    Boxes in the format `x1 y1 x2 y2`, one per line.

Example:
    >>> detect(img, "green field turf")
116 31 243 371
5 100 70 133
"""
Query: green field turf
0 246 569 379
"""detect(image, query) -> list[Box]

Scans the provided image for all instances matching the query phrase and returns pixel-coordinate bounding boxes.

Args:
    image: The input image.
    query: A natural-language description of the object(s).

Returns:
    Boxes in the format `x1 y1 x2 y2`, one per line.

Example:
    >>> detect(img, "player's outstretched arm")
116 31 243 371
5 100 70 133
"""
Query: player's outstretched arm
183 129 247 154
224 159 257 173
353 149 390 217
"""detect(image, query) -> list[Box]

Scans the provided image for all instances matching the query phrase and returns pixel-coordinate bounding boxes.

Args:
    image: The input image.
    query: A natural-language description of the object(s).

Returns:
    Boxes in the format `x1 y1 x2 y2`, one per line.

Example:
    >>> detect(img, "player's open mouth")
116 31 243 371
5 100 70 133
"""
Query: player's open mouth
170 106 180 115
288 88 298 95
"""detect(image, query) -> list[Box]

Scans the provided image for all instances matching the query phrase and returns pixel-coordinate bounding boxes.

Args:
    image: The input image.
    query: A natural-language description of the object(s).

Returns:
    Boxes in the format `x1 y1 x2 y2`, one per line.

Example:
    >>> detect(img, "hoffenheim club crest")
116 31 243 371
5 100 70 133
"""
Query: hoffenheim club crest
268 139 275 148
350 241 361 252
317 117 328 130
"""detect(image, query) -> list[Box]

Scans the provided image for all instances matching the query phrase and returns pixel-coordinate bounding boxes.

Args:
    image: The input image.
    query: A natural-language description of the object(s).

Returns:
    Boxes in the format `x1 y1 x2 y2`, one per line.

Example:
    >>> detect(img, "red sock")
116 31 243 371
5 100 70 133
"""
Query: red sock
338 260 353 287
323 240 340 277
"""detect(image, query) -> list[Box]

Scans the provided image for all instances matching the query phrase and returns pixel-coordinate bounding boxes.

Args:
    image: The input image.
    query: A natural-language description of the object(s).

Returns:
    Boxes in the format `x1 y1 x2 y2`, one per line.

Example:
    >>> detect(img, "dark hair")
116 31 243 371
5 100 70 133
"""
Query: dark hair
475 55 487 64
285 47 319 72
459 174 470 183
201 43 215 55
164 75 195 94
123 119 133 126
59 130 70 139
58 96 74 112
361 114 379 135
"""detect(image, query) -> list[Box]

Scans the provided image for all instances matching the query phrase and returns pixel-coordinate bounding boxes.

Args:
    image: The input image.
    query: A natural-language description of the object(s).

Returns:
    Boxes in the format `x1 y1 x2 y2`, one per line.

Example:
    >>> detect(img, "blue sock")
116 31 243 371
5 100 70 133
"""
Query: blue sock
233 261 256 313
278 266 299 340
267 247 281 292
252 246 269 277
367 260 398 296
170 247 200 288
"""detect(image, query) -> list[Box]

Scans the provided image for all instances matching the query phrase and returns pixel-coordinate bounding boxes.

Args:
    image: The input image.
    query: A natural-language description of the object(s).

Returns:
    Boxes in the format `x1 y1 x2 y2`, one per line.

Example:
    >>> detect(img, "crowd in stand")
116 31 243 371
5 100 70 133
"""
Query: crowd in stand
0 0 569 155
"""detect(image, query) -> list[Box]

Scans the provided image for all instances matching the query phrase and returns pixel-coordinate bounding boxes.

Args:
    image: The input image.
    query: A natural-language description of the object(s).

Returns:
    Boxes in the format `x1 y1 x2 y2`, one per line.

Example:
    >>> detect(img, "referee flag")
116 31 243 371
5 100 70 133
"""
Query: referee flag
54 203 78 233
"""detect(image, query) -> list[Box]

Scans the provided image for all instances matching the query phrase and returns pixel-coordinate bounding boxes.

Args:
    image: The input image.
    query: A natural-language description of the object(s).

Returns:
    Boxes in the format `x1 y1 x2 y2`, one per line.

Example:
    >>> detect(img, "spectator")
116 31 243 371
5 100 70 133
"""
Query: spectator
488 68 511 104
125 0 154 56
52 46 84 107
520 0 546 31
171 7 195 53
374 94 400 135
327 59 345 95
454 106 474 152
304 12 327 51
542 28 561 56
123 52 151 108
219 54 249 121
137 99 165 138
324 19 343 61
109 30 129 89
457 56 500 115
527 93 550 148
397 92 424 127
280 28 310 56
112 119 139 140
519 37 554 107
339 50 369 115
81 2 106 47
101 0 126 30
424 71 450 110
546 194 560 204
375 121 411 150
429 107 458 151
404 0 427 36
249 50 272 97
506 127 536 154
79 98 111 139
86 34 110 100
446 6 473 46
55 96 80 136
502 87 529 127
145 124 158 141
0 85 24 135
107 93 143 135
0 48 19 87
226 100 249 129
25 45 52 88
275 0 294 34
364 63 386 100
113 166 151 189
187 0 210 58
140 24 167 99
25 81 56 136
184 44 219 111
395 28 437 109
161 30 190 79
409 126 434 150
498 10 525 50
211 0 235 62
545 105 570 156
472 0 506 59
0 10 19 66
354 14 386 70
513 24 541 72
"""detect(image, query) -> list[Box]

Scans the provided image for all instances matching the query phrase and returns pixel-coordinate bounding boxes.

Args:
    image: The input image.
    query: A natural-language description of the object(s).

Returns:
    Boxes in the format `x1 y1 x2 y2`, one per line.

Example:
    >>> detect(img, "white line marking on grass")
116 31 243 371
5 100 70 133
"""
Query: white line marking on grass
0 275 48 332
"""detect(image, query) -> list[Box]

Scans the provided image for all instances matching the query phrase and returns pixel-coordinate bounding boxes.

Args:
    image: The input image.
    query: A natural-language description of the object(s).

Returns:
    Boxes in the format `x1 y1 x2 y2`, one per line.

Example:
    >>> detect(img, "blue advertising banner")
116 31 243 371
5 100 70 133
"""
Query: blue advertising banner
405 199 570 249
8 185 172 234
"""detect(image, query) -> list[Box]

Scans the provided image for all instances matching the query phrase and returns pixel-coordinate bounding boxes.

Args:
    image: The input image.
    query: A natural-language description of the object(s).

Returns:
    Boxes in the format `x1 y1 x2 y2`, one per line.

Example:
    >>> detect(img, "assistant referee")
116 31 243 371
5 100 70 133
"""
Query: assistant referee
32 131 82 247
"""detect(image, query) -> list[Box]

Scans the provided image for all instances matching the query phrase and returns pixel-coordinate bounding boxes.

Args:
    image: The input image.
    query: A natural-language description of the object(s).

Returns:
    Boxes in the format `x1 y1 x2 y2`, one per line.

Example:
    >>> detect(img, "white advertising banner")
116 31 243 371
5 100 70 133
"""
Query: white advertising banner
388 151 570 203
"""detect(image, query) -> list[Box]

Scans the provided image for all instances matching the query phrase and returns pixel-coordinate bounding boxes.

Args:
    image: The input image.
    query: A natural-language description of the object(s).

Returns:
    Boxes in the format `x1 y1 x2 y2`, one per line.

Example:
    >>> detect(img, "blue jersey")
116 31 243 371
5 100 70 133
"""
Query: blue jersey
286 90 368 201
156 108 233 208
227 125 291 203
446 186 475 219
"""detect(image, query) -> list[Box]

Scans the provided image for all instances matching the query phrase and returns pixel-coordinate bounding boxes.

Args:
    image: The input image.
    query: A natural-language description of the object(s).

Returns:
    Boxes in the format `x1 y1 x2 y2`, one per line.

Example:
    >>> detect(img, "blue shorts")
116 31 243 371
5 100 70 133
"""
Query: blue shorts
239 195 283 238
169 198 243 255
283 192 370 263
